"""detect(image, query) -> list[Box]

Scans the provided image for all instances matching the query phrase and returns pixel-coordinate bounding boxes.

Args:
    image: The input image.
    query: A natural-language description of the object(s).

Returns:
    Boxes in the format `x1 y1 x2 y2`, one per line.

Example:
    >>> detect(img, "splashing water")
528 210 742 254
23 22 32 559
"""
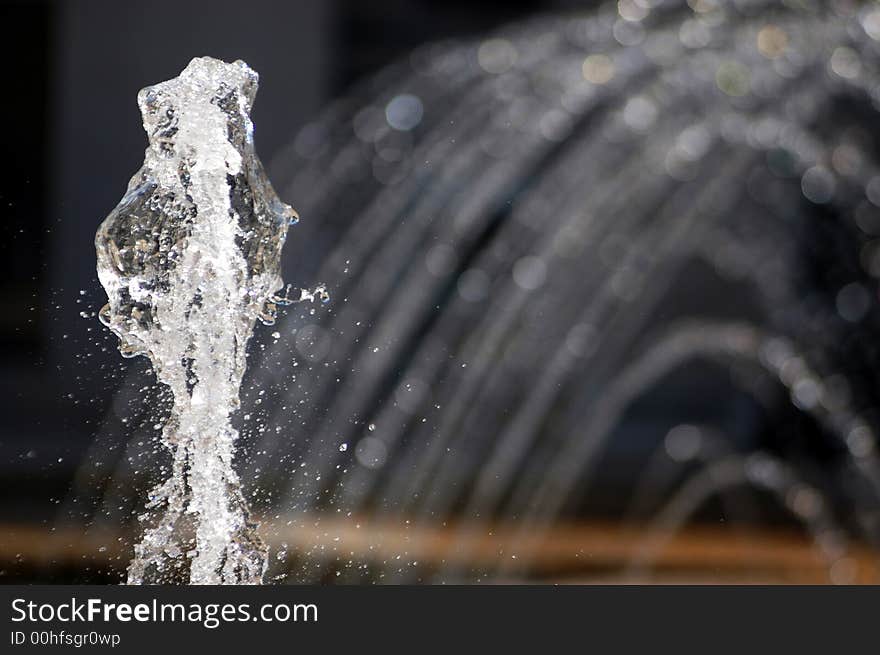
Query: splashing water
95 57 319 584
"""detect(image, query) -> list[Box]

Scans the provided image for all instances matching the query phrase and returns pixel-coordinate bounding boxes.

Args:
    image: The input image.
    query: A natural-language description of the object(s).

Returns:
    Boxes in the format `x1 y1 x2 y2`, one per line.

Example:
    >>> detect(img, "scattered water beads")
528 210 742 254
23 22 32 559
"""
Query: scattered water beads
259 283 330 326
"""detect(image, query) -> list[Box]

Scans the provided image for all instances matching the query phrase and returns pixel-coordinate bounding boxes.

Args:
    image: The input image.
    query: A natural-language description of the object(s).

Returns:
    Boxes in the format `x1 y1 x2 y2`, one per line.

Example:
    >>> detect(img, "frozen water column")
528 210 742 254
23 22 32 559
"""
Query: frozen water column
96 57 295 584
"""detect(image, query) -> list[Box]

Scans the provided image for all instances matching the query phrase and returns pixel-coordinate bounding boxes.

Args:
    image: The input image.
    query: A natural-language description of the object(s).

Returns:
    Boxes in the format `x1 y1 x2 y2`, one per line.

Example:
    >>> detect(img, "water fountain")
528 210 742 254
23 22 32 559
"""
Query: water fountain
95 57 323 584
76 1 880 584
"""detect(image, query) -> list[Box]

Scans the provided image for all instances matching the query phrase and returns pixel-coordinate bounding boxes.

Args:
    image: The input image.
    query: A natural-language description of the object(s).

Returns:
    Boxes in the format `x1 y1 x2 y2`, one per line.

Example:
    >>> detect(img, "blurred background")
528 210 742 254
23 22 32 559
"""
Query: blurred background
3 0 880 584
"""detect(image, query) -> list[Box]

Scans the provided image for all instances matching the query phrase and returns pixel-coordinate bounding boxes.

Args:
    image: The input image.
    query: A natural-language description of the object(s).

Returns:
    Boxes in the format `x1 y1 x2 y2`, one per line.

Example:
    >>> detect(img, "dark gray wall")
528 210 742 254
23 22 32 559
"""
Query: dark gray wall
47 0 331 406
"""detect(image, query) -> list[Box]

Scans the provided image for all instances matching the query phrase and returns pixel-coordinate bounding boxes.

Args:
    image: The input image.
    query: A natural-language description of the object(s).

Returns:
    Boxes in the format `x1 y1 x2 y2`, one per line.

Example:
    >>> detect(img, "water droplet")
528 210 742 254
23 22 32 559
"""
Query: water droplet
802 166 835 204
622 96 657 131
830 47 861 80
665 425 702 462
385 94 423 131
836 283 870 322
355 436 387 469
512 255 547 291
715 61 751 97
477 38 517 74
457 268 490 302
258 301 278 326
118 338 145 359
863 9 880 41
757 25 788 59
98 303 112 327
582 54 615 84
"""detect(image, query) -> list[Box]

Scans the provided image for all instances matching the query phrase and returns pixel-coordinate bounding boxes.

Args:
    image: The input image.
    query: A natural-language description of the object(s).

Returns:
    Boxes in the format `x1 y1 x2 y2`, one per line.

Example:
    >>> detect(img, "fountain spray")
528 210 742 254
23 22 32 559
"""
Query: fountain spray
96 57 321 584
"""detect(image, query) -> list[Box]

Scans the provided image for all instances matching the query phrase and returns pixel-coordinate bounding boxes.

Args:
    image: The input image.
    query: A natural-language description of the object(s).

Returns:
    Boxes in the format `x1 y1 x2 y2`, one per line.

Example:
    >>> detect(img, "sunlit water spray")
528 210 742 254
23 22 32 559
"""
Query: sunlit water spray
95 57 325 584
68 2 880 585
